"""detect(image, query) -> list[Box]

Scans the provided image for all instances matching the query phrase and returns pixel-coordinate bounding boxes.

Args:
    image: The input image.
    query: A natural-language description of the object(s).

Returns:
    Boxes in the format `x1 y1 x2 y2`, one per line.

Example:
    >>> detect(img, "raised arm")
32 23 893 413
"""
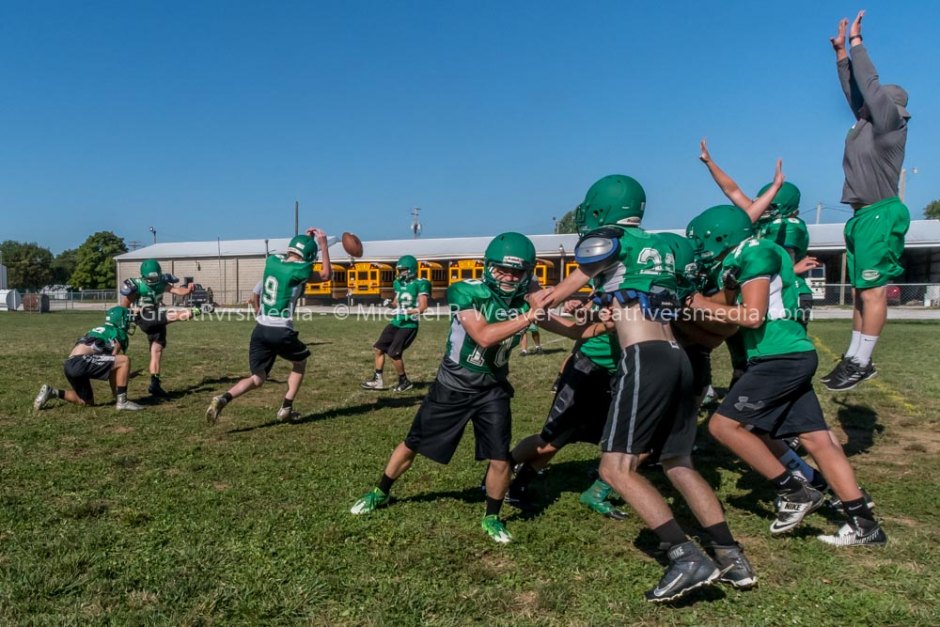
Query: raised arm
744 159 785 224
846 13 904 133
699 139 754 210
308 228 332 282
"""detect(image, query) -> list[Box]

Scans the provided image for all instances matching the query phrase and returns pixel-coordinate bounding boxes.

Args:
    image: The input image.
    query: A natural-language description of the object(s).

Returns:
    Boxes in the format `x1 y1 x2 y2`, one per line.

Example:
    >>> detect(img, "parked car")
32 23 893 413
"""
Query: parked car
886 284 901 306
181 282 215 313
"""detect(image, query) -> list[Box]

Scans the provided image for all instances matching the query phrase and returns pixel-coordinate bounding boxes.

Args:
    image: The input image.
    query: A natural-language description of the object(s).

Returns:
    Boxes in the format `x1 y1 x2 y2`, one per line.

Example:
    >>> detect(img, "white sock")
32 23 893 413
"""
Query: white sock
853 334 879 366
845 330 862 358
778 448 819 485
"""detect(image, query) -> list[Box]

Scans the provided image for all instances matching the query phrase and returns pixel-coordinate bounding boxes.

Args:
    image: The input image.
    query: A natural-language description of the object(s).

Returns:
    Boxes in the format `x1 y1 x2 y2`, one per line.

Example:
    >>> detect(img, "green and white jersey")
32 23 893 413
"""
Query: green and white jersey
758 218 813 298
254 254 313 328
585 228 678 296
390 278 432 329
121 277 167 309
577 333 620 374
721 237 815 360
438 280 529 392
77 324 127 355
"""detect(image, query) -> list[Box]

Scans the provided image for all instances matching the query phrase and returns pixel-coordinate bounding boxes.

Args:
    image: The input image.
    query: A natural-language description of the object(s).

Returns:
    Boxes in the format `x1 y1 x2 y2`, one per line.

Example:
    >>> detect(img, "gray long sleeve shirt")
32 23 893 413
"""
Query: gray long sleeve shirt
837 44 908 207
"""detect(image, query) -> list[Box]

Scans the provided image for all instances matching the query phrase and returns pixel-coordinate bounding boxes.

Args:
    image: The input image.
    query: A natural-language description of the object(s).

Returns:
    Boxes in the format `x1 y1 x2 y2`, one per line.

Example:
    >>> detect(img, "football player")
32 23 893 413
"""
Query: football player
687 205 885 547
350 233 566 544
361 255 430 392
33 306 142 411
205 229 331 424
518 323 542 356
120 259 199 399
825 11 911 391
546 175 754 602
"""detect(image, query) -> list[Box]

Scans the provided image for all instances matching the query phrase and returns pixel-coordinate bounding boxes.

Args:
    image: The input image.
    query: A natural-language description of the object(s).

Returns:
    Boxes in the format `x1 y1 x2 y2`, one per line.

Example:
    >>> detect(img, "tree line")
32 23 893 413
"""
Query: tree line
0 232 127 290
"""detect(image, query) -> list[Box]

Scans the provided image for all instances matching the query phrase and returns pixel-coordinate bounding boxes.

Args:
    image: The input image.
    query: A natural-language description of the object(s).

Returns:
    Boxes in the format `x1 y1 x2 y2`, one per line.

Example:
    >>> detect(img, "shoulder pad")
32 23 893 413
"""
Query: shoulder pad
575 227 622 265
119 279 139 296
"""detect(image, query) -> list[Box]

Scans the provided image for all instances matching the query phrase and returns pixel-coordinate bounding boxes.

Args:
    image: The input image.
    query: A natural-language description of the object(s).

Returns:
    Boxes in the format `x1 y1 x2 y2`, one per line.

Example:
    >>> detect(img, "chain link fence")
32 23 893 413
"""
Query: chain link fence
813 284 940 307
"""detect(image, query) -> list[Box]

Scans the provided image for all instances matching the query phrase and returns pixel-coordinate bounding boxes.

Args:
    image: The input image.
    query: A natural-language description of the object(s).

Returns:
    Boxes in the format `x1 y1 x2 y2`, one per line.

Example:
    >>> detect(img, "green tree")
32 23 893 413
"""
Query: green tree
555 208 578 234
0 241 55 289
52 248 78 285
924 199 940 220
70 232 128 289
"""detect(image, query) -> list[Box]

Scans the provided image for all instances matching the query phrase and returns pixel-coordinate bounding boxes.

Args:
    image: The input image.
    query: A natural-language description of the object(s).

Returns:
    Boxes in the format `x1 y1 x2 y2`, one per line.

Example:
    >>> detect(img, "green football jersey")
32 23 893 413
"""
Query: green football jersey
256 254 313 327
577 333 620 374
122 277 167 309
78 324 127 354
438 280 529 391
721 237 815 360
592 228 678 296
758 216 810 261
390 278 432 328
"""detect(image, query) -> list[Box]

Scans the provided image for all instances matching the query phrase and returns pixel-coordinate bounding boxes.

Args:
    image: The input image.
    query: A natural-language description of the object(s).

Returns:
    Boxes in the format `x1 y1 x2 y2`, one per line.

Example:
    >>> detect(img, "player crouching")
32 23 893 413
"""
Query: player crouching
205 229 331 424
34 306 142 412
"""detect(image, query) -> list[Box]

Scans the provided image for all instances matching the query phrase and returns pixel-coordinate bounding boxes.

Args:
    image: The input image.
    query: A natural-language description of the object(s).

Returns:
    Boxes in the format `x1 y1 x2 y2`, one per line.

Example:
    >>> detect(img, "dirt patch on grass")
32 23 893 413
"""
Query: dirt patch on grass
113 426 135 434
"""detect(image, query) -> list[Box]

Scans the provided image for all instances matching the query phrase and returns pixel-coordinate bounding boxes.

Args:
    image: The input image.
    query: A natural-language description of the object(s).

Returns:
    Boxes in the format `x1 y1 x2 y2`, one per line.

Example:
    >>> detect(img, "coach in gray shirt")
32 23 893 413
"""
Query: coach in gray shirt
822 10 911 392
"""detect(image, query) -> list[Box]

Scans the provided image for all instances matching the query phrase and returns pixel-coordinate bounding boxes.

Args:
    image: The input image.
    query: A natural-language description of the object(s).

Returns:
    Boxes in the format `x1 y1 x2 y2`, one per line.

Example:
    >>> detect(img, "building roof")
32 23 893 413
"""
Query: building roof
114 220 940 262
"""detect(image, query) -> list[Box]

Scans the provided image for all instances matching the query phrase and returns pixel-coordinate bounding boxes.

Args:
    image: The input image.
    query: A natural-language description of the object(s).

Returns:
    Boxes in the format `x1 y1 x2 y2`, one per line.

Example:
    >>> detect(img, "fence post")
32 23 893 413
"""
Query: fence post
839 253 847 306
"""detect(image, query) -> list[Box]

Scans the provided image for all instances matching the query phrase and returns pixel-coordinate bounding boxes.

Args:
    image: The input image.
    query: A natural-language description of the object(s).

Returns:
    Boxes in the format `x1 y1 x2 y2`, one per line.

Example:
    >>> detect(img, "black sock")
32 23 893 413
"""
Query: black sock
378 473 395 495
701 522 735 546
54 388 66 399
511 463 539 491
116 386 127 396
375 369 383 376
281 398 293 409
485 496 503 517
399 374 408 383
652 519 688 549
222 392 233 402
772 471 805 493
842 497 875 522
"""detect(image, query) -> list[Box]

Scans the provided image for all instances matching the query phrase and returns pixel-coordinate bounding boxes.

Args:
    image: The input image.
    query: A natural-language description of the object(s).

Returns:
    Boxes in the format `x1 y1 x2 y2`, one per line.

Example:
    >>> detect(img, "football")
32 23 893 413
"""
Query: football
342 232 364 258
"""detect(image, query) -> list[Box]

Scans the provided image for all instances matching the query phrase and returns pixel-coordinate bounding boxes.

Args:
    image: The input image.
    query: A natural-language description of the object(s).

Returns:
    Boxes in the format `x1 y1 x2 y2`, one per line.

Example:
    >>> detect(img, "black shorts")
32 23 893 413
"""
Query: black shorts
374 324 418 359
136 308 169 347
682 343 713 398
717 351 827 439
404 380 513 464
602 341 696 460
539 352 614 447
64 354 116 403
248 324 311 376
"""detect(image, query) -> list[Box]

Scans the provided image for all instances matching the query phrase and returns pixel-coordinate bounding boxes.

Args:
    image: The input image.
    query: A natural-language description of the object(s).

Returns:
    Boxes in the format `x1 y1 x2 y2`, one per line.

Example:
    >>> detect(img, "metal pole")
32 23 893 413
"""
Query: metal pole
899 167 906 202
295 201 299 235
816 202 823 225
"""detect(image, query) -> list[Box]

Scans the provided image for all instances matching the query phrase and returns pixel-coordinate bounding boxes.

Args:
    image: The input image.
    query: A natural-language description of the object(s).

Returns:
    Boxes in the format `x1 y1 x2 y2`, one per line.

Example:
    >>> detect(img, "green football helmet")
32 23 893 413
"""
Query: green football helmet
686 205 754 269
483 232 537 299
575 175 646 235
657 232 702 296
396 255 419 282
104 306 132 333
760 219 810 260
756 181 801 221
140 259 162 286
287 234 318 262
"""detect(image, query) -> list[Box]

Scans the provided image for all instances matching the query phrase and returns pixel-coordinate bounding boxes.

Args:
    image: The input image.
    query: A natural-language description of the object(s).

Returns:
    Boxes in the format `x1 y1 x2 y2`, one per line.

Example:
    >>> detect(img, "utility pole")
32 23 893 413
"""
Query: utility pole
411 207 422 238
148 226 157 244
899 166 919 202
816 202 823 225
294 201 299 235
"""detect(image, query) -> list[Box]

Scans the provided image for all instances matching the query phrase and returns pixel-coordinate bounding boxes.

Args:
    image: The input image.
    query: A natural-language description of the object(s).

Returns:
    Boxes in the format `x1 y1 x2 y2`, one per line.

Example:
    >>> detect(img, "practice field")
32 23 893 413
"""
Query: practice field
1 312 938 624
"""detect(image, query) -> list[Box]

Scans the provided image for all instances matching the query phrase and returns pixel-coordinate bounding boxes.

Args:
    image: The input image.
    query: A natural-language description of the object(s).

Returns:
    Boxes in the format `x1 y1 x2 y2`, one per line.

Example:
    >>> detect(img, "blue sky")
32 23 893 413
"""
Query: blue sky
2 1 938 253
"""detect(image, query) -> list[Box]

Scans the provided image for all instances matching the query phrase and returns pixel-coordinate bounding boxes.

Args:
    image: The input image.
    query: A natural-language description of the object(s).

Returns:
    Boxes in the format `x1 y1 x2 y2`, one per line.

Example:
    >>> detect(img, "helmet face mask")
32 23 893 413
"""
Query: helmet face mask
577 175 646 234
686 205 755 270
396 255 418 282
482 232 536 299
140 259 162 286
287 235 318 262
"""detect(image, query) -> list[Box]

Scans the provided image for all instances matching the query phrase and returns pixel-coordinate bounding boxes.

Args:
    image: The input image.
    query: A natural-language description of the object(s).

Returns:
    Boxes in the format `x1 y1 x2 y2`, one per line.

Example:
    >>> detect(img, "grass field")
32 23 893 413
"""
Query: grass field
1 311 939 625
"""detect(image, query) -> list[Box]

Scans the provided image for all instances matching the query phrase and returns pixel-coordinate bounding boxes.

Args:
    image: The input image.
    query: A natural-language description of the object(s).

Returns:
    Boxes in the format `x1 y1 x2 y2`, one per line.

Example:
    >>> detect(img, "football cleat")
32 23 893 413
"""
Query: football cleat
770 484 825 535
579 480 627 521
819 356 847 384
391 379 414 392
360 375 385 391
276 406 299 422
205 395 228 425
817 516 887 547
34 384 53 411
481 515 513 544
825 359 877 392
350 487 390 515
519 349 529 357
115 397 143 411
148 380 171 399
532 346 543 355
504 486 538 513
711 543 757 589
645 541 720 603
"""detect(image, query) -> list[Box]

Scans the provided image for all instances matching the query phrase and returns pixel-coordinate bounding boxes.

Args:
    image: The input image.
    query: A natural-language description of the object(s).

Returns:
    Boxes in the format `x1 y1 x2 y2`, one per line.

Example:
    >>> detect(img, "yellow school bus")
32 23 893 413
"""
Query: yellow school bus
448 259 484 285
534 259 556 287
419 261 448 300
565 261 593 294
348 262 395 299
305 263 347 300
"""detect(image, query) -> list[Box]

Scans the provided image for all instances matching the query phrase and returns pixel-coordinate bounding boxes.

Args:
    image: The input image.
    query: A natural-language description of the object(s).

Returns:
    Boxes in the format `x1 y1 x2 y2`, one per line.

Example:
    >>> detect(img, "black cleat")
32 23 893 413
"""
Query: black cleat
711 543 757 589
819 356 847 384
825 358 877 392
148 380 171 399
645 541 721 603
818 515 887 547
770 483 826 535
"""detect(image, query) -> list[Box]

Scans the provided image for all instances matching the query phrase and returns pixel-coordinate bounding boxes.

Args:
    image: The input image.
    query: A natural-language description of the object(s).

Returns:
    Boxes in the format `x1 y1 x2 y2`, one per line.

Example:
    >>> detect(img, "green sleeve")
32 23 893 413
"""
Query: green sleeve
416 279 432 296
737 240 782 283
446 281 482 311
293 261 313 284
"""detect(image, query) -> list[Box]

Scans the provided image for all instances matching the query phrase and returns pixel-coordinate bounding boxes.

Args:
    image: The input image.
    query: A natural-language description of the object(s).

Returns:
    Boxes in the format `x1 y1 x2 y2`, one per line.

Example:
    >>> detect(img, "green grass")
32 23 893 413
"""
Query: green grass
1 312 939 625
